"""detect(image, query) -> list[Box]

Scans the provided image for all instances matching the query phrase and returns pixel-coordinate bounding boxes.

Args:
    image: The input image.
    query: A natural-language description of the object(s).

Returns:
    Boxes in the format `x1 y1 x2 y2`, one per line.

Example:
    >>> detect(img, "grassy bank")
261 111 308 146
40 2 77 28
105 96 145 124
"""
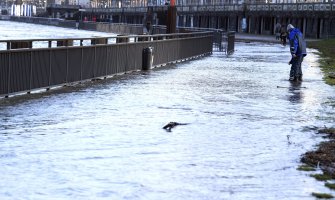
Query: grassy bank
303 40 335 198
307 39 335 85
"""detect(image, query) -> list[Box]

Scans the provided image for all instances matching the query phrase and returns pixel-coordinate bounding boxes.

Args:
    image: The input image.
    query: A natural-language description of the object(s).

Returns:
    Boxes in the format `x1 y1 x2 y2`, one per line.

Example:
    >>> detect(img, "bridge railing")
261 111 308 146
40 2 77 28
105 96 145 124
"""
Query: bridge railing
82 4 245 13
246 2 335 12
48 0 335 13
0 32 213 97
3 16 233 53
56 2 335 13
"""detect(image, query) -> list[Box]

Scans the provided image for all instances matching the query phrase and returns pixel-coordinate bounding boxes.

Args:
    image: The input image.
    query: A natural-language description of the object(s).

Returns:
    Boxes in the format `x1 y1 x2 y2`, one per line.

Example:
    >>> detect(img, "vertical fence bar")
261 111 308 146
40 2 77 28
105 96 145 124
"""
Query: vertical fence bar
105 46 108 77
81 47 83 81
47 49 52 91
6 52 11 97
94 46 97 77
29 51 33 94
66 48 69 84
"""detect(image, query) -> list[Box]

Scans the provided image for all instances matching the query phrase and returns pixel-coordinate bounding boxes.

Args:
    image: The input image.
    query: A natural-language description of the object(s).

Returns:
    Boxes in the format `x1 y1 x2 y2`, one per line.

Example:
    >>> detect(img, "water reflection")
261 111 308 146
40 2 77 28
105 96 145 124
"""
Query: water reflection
288 81 304 104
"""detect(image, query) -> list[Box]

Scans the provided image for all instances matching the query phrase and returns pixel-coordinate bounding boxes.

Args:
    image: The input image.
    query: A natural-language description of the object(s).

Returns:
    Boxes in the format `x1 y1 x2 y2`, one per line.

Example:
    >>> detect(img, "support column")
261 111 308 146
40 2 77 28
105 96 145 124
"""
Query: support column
237 15 241 32
227 17 230 31
183 15 186 27
302 17 306 38
260 16 263 34
190 15 194 27
319 18 323 39
248 17 251 33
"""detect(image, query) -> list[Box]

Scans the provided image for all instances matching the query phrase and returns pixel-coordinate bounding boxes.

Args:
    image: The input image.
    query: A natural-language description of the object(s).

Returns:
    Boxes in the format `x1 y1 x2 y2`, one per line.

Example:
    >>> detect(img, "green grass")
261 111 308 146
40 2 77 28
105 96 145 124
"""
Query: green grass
312 192 334 199
307 39 335 85
297 164 316 171
325 182 335 190
310 173 333 181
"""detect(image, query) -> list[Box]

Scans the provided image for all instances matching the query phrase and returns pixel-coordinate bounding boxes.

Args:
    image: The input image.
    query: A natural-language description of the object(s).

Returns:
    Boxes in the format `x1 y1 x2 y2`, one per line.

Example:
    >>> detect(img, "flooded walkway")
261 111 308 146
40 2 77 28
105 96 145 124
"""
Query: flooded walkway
0 22 335 199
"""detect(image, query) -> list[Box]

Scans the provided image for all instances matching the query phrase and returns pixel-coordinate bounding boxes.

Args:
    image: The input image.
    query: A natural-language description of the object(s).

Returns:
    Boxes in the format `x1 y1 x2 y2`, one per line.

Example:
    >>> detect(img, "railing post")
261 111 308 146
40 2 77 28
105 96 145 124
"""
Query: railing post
66 48 69 84
47 49 52 91
6 51 11 98
29 51 33 94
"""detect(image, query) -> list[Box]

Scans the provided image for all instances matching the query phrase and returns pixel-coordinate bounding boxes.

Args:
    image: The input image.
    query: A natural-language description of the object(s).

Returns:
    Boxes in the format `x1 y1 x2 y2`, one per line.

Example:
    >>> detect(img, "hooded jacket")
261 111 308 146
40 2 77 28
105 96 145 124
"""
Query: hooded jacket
288 28 307 57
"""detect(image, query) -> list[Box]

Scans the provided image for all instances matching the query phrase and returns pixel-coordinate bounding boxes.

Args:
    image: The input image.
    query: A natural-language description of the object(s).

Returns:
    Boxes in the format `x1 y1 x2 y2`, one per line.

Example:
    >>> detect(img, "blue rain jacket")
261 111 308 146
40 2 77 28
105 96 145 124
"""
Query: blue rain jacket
288 28 307 57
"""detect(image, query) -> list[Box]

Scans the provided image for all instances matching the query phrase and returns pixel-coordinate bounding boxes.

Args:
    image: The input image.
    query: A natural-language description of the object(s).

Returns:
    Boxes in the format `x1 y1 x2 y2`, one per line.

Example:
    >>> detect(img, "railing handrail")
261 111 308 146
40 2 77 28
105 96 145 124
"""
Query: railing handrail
0 31 212 45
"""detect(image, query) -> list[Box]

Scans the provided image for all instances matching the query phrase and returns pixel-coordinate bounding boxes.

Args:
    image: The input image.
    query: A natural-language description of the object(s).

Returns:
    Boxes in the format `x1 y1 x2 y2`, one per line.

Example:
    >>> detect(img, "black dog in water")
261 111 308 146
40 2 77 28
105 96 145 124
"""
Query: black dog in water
163 122 188 131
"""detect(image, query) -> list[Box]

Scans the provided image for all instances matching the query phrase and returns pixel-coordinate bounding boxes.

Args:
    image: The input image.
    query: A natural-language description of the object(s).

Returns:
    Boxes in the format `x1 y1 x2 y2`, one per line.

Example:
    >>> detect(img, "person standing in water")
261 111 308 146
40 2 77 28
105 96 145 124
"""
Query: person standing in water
287 24 307 81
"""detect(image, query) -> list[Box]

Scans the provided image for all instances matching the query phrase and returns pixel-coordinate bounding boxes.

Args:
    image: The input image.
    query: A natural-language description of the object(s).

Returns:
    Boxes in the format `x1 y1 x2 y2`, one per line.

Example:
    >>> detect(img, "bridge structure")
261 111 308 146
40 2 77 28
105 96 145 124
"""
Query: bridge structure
46 1 335 38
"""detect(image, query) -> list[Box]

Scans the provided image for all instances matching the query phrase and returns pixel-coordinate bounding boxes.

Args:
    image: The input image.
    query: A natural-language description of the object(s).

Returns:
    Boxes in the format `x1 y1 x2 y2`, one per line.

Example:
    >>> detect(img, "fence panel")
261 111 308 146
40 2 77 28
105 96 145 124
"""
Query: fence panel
106 45 118 75
31 50 51 89
0 53 9 96
67 48 82 82
82 48 95 80
9 51 31 93
95 46 108 77
127 43 142 71
116 45 128 73
152 41 167 65
50 49 67 85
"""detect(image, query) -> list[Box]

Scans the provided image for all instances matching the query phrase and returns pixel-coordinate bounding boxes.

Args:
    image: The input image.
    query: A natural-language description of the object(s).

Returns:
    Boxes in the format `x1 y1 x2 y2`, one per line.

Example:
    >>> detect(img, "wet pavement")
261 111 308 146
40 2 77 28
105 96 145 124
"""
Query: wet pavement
0 21 335 199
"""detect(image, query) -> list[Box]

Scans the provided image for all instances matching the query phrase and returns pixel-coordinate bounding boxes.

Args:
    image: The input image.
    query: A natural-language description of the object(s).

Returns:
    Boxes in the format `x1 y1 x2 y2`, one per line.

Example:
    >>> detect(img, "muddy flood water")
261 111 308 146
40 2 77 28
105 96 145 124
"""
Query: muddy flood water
1 21 335 199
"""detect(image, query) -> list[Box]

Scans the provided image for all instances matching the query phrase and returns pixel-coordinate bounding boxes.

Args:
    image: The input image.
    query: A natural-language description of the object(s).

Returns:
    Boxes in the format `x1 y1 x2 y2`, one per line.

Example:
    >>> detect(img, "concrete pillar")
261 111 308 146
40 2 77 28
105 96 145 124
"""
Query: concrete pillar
302 18 306 38
237 15 241 32
248 17 251 33
319 18 323 39
183 15 186 27
227 17 230 31
190 15 194 27
323 19 330 39
260 16 263 34
273 18 277 34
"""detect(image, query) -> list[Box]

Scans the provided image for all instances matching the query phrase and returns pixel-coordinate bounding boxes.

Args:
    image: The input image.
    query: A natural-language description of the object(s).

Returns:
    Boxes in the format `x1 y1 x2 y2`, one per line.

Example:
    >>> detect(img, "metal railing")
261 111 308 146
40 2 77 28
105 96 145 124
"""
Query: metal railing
4 16 234 54
48 2 335 13
246 2 335 11
0 32 213 97
176 27 235 54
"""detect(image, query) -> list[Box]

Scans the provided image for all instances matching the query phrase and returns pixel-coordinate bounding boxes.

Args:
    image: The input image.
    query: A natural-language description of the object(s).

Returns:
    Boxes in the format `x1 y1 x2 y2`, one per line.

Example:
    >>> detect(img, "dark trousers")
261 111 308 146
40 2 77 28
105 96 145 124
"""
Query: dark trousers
290 56 304 78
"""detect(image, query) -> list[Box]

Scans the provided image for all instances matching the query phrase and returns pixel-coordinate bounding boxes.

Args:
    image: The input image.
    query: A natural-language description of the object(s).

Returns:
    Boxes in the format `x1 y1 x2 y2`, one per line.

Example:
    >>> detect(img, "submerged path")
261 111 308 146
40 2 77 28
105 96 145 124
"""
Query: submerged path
0 22 335 199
